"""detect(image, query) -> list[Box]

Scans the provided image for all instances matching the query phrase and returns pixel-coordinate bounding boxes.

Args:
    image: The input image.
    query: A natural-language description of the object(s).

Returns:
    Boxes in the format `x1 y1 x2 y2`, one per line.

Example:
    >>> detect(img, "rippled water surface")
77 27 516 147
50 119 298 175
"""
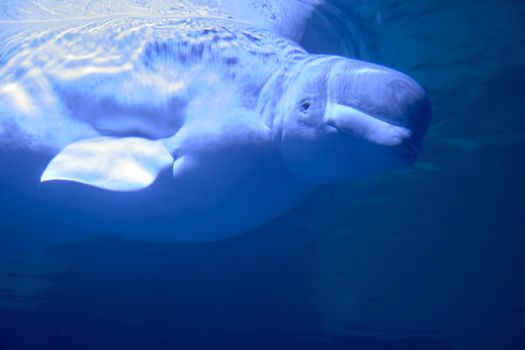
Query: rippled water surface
1 1 524 349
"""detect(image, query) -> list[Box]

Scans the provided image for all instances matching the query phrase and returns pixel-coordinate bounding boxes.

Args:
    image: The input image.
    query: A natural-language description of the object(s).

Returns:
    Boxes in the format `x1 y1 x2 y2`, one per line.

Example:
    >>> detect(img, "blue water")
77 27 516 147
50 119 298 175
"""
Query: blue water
1 1 524 349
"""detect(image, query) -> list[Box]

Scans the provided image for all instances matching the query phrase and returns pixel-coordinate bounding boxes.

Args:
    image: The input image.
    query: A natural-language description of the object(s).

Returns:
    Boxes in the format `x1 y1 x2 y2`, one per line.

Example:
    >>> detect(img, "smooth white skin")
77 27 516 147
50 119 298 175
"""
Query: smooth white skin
0 9 431 243
37 54 431 243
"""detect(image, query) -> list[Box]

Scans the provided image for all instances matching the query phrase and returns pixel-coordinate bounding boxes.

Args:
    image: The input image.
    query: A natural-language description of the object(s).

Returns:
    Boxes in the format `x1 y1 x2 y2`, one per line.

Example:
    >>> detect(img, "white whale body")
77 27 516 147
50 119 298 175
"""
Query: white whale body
0 1 431 242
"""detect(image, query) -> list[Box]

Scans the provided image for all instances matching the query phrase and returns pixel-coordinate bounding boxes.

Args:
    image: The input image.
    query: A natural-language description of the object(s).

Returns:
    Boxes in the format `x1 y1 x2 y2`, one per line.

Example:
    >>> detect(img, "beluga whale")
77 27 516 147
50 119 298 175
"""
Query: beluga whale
0 0 431 243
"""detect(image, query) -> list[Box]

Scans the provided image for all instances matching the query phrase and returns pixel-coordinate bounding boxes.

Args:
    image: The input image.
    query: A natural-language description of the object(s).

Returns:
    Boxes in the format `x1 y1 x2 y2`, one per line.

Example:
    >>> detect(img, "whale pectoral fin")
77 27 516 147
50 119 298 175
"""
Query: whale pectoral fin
41 137 174 191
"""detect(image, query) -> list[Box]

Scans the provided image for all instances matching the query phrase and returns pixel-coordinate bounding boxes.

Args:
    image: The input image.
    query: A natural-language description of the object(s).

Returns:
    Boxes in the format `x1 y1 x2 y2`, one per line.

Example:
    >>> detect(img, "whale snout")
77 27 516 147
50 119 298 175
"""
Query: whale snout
366 69 432 142
329 60 432 161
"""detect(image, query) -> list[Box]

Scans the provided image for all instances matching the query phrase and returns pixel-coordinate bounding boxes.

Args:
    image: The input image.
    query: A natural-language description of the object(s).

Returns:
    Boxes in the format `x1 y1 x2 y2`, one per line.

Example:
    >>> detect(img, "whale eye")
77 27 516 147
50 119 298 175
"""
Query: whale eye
300 100 312 113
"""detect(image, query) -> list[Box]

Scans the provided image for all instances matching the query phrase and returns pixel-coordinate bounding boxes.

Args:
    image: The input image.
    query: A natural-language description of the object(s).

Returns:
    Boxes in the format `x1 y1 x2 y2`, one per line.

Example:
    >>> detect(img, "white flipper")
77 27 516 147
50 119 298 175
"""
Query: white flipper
41 137 174 191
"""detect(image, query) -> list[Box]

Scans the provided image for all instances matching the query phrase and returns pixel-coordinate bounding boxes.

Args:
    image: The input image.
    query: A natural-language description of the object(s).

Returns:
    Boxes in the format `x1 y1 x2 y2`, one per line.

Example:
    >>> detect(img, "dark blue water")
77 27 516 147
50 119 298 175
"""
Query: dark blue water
1 1 524 349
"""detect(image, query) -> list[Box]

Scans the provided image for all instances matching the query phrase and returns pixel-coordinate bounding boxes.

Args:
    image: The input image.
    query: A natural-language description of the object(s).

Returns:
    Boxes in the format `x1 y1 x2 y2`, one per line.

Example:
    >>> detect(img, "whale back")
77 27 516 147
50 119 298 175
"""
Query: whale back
0 0 323 42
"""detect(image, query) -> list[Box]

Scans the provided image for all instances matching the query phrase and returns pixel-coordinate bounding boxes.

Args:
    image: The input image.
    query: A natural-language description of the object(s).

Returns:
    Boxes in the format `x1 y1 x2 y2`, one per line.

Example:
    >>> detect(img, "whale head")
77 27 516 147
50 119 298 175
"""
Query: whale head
272 56 432 184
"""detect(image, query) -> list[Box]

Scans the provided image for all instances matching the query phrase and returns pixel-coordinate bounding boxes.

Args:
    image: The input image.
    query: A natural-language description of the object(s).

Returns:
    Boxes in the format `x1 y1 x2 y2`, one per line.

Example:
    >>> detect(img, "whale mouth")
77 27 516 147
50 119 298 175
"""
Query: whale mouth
325 103 419 162
326 103 413 146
